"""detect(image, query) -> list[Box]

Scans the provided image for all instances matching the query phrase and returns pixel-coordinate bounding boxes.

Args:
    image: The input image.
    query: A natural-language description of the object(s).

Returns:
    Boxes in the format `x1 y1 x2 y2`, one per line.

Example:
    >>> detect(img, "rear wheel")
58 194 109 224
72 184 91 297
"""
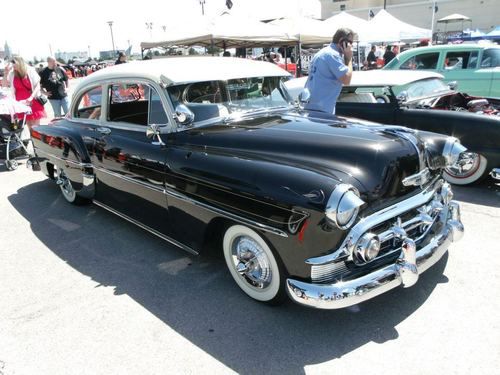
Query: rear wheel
443 153 488 185
56 167 89 205
223 225 286 304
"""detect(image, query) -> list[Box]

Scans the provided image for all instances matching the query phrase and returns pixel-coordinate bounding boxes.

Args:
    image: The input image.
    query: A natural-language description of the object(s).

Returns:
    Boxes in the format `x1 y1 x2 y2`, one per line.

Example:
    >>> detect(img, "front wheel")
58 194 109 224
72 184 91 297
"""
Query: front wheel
443 153 488 185
223 225 286 304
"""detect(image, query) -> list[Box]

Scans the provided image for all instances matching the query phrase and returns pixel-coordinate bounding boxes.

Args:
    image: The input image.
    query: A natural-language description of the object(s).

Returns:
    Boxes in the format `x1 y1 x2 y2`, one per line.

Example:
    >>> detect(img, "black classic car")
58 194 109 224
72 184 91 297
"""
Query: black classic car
29 57 464 309
286 71 500 185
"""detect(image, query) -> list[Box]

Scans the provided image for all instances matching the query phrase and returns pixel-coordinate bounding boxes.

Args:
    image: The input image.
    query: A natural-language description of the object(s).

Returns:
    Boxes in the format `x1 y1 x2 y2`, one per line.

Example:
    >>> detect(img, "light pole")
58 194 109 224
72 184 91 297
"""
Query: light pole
145 22 153 40
107 21 116 53
199 0 205 16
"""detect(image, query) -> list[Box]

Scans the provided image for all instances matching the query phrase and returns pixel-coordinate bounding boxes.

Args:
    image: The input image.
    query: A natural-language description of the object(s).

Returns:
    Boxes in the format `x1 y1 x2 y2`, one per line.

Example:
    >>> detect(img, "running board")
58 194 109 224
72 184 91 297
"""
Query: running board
92 200 199 256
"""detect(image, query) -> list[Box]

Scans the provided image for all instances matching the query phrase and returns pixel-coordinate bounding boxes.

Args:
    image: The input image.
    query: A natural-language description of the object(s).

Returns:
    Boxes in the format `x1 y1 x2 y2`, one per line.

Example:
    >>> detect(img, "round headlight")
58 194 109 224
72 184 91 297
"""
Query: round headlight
326 184 365 230
355 233 381 263
442 137 467 167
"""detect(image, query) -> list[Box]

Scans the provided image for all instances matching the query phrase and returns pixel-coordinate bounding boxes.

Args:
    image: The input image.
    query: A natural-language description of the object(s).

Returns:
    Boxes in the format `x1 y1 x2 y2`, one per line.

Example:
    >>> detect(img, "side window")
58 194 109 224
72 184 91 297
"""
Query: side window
481 49 500 68
74 86 102 120
107 83 150 125
400 53 439 70
444 50 479 69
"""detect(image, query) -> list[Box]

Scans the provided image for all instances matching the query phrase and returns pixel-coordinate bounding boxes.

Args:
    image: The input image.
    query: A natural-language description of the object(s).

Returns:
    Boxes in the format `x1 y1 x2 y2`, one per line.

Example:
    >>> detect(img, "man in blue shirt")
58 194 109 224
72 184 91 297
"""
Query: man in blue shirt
304 28 354 114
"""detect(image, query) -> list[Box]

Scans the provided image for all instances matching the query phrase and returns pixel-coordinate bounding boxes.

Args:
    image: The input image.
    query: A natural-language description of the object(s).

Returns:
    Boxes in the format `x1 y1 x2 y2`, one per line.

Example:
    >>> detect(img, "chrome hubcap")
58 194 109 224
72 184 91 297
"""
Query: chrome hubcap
445 152 480 178
232 236 272 289
57 169 76 200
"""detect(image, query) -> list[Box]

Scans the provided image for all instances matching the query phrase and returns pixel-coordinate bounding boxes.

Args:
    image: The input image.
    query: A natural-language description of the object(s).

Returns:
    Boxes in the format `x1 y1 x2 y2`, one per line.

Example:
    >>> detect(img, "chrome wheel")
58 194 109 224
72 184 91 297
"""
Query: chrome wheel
444 153 488 185
57 169 77 203
5 160 18 171
233 236 272 289
223 225 282 302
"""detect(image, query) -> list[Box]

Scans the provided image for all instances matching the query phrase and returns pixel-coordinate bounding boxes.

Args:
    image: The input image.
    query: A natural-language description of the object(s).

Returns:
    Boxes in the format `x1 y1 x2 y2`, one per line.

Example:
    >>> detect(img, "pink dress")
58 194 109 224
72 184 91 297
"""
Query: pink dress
13 75 46 120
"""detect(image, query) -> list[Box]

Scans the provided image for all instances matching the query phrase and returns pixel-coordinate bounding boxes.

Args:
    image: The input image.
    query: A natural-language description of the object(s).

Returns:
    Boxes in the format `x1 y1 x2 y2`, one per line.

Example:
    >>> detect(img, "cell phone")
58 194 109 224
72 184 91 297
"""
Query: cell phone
342 41 348 50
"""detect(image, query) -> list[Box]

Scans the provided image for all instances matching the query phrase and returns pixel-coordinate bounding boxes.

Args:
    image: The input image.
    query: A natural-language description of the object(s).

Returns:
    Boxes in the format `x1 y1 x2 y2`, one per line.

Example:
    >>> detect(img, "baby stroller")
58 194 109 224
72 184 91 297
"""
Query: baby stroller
0 93 33 171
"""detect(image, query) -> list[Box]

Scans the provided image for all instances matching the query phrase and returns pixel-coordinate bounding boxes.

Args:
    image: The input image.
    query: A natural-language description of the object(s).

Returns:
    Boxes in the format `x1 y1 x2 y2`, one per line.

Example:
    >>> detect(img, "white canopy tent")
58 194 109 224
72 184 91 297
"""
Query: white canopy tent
367 9 431 42
323 12 370 42
141 13 296 50
269 16 332 45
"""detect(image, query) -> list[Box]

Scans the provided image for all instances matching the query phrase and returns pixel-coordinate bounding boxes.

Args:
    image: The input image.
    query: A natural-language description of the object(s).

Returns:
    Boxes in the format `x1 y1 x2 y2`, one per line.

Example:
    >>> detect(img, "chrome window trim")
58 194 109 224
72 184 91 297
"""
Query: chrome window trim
71 77 178 133
70 84 104 123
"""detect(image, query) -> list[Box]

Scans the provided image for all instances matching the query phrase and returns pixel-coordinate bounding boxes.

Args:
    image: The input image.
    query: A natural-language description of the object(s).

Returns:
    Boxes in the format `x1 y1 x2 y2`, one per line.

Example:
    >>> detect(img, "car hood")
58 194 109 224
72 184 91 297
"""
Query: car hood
175 112 431 205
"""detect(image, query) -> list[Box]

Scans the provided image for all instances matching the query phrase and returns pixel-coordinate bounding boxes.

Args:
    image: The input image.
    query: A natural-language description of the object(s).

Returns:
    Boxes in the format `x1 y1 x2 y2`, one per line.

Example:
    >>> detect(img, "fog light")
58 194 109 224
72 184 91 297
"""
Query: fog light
355 233 381 263
440 183 453 204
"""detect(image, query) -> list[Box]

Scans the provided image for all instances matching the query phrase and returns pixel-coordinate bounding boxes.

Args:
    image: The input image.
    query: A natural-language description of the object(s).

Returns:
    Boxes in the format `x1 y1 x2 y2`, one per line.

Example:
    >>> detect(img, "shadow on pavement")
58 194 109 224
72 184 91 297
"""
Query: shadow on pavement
9 179 450 374
453 178 500 208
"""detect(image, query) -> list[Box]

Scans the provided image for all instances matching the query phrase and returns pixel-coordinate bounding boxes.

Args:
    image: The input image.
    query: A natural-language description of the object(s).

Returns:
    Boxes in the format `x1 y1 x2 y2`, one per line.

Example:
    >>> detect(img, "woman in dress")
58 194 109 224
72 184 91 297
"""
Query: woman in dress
2 55 46 127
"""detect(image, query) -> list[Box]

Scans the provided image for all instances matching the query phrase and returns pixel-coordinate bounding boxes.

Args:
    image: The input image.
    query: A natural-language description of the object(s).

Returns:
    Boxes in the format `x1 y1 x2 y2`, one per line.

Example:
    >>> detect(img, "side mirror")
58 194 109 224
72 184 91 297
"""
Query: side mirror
175 104 195 126
448 81 458 91
146 124 165 146
298 88 310 104
396 91 408 104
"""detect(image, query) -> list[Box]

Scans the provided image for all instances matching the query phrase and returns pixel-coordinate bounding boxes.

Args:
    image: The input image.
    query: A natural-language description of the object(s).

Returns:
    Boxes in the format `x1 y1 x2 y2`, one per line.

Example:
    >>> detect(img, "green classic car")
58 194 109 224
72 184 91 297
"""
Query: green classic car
384 44 500 98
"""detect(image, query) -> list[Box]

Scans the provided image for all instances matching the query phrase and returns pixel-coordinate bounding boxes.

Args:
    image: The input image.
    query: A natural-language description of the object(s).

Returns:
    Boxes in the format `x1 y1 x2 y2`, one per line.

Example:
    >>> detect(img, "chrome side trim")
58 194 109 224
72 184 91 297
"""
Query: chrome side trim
306 177 443 266
93 200 198 256
94 166 289 238
164 186 289 238
94 166 165 194
35 149 93 169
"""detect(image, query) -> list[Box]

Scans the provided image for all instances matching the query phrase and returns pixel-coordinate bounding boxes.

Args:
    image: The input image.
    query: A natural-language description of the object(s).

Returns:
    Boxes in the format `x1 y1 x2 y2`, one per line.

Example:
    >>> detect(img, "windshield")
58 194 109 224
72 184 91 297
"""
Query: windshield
167 76 291 124
393 78 451 101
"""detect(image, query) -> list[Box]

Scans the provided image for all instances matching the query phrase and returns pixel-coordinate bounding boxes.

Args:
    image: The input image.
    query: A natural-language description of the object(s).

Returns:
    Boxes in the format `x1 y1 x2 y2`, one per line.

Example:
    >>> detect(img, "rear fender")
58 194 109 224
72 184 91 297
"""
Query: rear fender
31 124 95 199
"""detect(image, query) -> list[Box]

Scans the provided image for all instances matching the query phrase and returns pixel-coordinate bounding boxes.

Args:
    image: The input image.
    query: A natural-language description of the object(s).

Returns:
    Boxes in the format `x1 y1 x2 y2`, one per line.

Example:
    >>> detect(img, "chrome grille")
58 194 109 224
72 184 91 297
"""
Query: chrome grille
311 261 349 283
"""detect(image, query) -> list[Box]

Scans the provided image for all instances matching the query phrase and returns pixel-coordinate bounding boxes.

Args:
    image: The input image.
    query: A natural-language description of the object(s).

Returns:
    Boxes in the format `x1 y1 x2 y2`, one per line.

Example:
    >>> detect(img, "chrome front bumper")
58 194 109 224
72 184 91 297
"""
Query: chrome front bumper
286 201 463 309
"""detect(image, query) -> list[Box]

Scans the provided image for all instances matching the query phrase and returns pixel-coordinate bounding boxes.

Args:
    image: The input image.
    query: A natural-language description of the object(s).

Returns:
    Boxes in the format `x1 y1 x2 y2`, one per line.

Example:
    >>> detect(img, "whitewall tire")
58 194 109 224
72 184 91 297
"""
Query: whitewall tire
223 225 284 303
443 153 488 185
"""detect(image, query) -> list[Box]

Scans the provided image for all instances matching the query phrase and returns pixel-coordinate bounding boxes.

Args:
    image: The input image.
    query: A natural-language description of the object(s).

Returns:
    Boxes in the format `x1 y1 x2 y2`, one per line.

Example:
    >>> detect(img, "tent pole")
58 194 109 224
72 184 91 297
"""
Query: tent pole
284 46 288 73
297 41 302 77
356 41 360 71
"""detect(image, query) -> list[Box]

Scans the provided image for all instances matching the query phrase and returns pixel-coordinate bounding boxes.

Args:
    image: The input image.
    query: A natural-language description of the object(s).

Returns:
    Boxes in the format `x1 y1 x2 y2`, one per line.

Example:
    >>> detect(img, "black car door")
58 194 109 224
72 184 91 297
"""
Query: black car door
90 81 173 236
335 88 398 124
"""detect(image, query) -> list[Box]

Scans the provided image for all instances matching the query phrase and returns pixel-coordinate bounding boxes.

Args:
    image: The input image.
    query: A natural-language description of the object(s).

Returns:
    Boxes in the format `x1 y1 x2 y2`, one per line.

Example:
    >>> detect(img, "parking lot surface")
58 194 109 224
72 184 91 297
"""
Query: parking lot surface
1 155 500 374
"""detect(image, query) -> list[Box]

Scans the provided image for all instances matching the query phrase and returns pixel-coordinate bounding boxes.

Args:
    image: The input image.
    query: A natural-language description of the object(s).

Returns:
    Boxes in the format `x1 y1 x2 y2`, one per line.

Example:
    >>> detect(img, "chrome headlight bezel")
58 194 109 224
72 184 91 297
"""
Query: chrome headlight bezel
442 137 467 167
325 184 365 230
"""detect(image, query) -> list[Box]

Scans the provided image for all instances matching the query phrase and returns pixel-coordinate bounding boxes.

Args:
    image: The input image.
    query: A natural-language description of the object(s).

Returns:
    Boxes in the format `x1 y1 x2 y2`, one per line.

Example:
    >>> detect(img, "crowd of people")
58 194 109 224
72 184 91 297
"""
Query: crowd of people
1 53 128 124
363 44 400 70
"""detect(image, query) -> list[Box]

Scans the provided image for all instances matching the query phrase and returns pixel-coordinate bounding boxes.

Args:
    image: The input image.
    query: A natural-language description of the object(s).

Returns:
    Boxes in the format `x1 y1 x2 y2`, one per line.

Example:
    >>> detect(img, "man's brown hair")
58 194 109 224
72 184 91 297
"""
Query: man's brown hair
332 28 355 44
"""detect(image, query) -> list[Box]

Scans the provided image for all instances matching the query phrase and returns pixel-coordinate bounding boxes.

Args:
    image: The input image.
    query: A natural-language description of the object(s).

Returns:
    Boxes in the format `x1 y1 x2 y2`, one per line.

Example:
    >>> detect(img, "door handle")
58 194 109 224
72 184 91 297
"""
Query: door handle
96 127 111 135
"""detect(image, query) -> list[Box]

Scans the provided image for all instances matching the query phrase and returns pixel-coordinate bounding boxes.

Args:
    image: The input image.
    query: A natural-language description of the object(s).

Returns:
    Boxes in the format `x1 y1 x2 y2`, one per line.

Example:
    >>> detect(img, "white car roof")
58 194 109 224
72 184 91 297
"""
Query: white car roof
77 56 291 88
347 70 444 87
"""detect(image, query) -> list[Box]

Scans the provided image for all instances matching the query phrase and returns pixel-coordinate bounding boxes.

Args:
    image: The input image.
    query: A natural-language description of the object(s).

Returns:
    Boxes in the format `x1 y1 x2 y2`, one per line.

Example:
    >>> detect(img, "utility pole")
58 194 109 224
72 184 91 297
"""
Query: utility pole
107 21 116 53
145 22 153 40
199 0 205 16
383 0 387 10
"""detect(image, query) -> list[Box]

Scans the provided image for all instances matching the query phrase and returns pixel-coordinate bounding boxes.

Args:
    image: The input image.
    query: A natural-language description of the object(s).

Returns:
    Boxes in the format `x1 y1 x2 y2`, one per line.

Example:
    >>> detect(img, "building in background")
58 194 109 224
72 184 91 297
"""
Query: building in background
320 0 498 34
55 51 89 62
